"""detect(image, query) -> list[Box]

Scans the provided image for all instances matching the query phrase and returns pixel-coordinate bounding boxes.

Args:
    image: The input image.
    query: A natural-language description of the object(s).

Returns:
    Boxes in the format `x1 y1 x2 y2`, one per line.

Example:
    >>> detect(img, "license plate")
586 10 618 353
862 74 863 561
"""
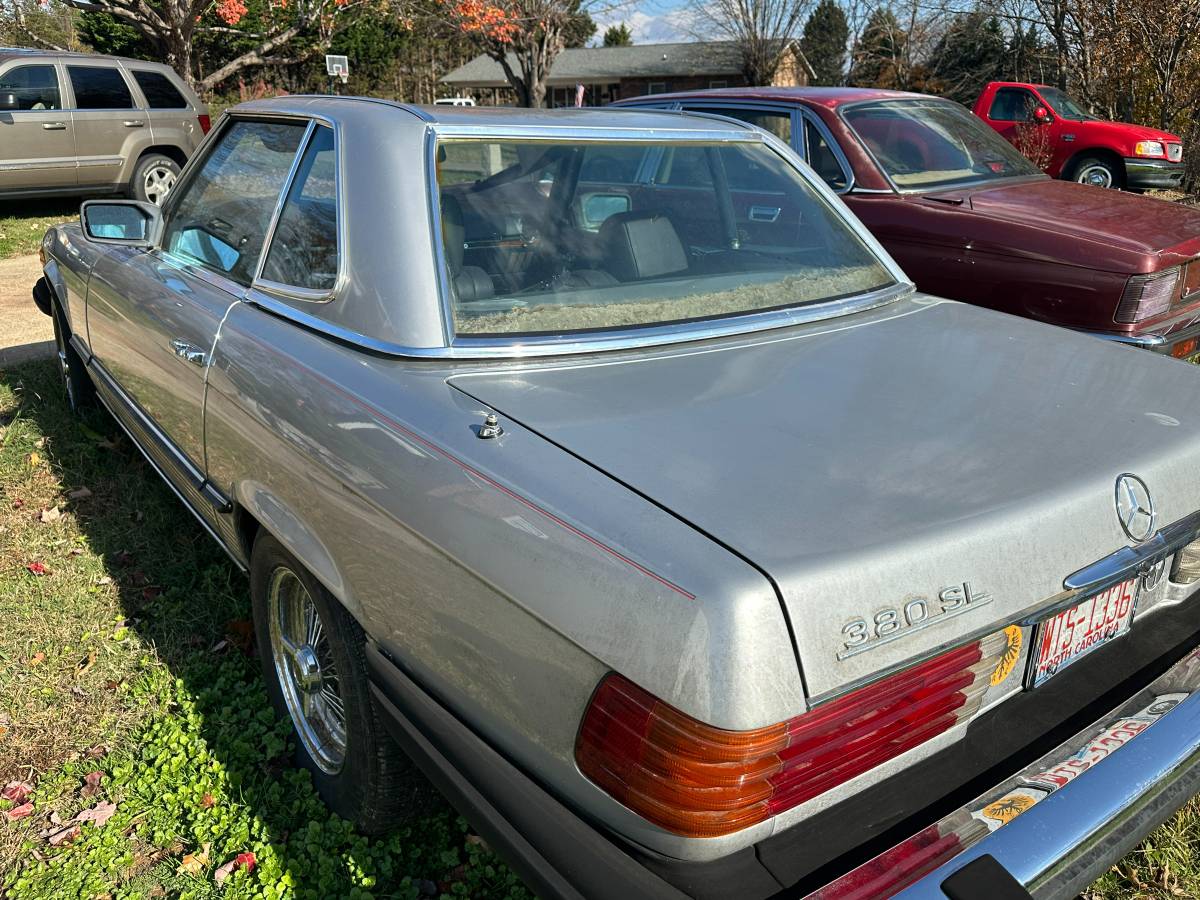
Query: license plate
1029 578 1138 688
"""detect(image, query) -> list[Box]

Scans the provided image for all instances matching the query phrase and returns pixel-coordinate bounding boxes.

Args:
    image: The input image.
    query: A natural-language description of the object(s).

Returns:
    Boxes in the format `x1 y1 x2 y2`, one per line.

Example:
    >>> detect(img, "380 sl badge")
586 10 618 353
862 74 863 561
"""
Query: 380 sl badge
838 582 993 660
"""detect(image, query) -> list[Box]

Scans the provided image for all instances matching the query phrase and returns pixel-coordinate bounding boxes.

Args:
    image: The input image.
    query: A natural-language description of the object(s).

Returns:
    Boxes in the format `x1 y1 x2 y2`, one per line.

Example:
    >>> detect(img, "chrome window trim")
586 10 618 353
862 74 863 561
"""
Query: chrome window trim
425 124 909 358
834 97 1049 196
251 119 347 303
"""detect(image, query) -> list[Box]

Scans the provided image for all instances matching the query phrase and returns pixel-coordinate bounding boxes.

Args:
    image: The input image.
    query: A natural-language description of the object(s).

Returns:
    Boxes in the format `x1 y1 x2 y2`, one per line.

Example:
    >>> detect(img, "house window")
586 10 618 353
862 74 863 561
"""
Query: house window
709 80 728 89
648 82 668 94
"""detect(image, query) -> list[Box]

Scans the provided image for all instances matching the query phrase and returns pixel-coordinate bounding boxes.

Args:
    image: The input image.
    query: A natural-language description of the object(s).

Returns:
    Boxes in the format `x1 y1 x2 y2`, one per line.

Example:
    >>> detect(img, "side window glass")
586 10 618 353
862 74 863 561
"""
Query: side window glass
67 66 133 109
804 119 849 190
691 107 793 144
0 65 61 110
260 127 338 291
132 71 187 109
989 88 1035 122
162 120 306 285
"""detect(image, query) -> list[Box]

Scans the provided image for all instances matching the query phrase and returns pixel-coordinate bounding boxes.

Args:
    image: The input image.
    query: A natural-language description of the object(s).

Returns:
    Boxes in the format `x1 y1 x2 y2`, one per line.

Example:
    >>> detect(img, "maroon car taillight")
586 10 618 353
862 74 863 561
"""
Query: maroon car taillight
808 810 989 899
575 631 1008 838
1115 267 1181 323
198 114 212 134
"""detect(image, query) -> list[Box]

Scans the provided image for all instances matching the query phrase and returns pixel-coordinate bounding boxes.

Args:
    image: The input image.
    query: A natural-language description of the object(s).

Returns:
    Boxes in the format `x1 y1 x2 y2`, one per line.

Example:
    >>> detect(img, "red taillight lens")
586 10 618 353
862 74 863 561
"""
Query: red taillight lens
808 810 989 899
576 633 1008 838
1116 268 1181 323
198 114 211 134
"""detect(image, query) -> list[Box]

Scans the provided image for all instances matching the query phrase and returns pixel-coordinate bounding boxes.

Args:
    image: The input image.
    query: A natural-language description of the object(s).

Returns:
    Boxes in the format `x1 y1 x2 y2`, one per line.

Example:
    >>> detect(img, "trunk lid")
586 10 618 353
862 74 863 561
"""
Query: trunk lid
448 297 1200 700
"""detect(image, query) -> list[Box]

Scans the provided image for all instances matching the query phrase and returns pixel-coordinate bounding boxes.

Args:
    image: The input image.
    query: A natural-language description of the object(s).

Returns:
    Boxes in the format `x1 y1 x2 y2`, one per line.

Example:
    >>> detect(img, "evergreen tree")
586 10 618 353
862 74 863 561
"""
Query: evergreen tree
850 8 904 87
927 11 1005 104
800 0 848 86
603 22 633 46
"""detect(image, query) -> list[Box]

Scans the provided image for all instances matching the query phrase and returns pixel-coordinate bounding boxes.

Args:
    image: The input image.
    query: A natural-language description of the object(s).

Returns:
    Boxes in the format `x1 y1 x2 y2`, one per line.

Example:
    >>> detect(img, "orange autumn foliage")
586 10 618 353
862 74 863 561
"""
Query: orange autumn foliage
447 0 519 43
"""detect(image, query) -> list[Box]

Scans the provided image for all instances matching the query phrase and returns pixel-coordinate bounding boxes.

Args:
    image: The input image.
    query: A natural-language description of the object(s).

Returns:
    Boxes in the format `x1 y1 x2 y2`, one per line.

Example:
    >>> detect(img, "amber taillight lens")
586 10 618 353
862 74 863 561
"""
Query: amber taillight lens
576 632 1008 838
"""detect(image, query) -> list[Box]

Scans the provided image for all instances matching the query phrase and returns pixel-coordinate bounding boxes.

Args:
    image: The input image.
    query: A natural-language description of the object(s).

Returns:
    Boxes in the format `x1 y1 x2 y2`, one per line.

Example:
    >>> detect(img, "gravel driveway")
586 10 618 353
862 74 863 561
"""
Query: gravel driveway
0 254 52 368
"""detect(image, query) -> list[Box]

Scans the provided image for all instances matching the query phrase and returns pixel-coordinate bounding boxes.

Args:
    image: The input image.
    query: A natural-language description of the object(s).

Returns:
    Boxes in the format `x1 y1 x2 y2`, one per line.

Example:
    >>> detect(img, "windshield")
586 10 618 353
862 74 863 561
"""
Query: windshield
436 138 894 338
843 100 1042 190
1038 87 1094 121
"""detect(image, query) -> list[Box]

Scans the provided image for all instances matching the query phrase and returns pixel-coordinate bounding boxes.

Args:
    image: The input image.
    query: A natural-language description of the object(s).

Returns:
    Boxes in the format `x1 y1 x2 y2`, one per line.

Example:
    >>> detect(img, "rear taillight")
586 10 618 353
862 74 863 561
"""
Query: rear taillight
1172 540 1200 584
198 114 211 134
808 810 989 899
1171 337 1198 359
1116 268 1181 323
576 632 1009 838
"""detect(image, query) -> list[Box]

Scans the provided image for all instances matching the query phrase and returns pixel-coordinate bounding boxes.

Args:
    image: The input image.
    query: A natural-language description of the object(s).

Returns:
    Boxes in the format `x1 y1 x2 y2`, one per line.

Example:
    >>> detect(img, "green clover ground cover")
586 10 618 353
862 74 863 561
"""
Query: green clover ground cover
0 360 532 899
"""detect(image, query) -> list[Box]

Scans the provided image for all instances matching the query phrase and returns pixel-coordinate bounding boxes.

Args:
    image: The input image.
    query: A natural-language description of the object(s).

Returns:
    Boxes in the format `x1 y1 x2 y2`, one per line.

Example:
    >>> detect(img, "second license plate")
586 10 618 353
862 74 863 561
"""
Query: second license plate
1030 578 1138 688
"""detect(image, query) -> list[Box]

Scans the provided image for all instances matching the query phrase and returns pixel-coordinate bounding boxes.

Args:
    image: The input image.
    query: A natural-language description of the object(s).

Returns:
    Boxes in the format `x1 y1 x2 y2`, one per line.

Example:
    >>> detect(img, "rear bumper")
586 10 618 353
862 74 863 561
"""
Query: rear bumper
1124 157 1185 190
367 618 1200 900
1086 314 1200 356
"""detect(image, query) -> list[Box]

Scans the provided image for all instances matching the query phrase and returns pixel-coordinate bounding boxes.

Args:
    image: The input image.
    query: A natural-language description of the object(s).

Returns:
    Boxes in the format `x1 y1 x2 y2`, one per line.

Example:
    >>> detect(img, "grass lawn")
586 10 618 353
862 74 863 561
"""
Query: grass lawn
0 360 531 899
3 361 1200 900
0 201 79 261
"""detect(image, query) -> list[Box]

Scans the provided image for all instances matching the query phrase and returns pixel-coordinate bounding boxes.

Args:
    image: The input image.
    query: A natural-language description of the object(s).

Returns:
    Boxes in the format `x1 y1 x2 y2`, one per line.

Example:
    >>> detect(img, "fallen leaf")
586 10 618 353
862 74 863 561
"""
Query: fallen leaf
178 849 210 876
200 793 214 809
80 771 103 798
76 651 97 678
103 680 120 691
39 506 61 524
26 562 49 577
225 619 254 654
5 801 34 821
235 851 255 872
129 570 147 587
142 586 162 601
97 576 112 586
1 782 32 804
29 651 45 666
27 451 40 467
209 640 228 654
11 498 24 509
213 859 236 885
84 745 107 759
75 800 116 827
68 547 84 556
47 824 80 846
66 487 92 500
34 437 45 449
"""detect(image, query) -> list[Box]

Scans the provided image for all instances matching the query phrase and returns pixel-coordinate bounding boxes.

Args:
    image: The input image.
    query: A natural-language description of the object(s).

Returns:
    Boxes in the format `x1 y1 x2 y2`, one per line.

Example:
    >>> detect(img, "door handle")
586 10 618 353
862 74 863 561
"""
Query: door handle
170 339 206 367
123 120 144 128
749 205 782 223
42 122 68 130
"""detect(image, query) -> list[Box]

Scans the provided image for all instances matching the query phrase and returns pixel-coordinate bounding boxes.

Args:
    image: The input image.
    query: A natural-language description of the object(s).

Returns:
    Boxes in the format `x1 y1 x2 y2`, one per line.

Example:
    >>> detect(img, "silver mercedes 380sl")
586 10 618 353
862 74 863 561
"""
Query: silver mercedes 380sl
32 97 1200 899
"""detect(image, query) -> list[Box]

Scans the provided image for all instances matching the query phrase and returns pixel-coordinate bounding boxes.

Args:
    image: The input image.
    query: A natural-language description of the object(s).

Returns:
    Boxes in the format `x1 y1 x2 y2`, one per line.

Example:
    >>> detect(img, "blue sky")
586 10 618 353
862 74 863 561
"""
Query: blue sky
593 0 702 44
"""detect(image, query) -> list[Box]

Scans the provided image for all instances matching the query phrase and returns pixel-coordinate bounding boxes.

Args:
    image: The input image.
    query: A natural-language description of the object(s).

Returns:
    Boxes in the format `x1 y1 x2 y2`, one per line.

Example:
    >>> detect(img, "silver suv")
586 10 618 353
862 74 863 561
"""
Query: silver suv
0 49 208 204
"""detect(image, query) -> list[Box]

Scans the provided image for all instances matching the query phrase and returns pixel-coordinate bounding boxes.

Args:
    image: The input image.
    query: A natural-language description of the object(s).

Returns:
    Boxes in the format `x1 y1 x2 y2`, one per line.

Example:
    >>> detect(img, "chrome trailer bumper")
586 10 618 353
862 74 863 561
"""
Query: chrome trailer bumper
829 643 1200 899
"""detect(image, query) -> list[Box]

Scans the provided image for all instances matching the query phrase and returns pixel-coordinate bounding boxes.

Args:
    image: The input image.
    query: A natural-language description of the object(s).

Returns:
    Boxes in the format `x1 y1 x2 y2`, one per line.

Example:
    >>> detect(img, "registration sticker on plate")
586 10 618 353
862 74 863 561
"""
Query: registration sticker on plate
1029 578 1138 688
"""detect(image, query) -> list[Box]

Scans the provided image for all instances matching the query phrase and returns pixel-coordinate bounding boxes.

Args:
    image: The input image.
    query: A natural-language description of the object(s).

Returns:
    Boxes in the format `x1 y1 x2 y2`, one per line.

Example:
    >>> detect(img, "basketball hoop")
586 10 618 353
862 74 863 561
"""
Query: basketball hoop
325 54 350 89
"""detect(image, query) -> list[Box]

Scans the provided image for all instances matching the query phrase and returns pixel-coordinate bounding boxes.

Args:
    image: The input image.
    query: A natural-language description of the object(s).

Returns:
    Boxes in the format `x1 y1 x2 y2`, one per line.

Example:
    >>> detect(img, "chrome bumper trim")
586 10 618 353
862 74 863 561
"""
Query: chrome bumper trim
1085 315 1200 354
887 643 1200 899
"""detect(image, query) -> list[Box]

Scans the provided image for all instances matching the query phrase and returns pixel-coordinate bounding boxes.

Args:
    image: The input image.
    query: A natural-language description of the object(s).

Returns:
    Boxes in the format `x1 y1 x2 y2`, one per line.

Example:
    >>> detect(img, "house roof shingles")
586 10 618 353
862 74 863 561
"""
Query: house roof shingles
441 41 748 87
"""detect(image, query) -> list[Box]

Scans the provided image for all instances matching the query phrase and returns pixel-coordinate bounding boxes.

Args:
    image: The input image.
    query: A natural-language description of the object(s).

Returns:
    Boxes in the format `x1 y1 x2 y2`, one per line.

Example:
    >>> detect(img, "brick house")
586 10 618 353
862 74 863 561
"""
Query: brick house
439 40 813 107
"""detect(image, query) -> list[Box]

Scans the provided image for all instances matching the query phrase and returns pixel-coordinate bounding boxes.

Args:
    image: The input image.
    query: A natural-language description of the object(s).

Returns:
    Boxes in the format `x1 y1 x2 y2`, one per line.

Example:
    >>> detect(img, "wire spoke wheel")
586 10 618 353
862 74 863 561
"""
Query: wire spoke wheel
268 566 347 773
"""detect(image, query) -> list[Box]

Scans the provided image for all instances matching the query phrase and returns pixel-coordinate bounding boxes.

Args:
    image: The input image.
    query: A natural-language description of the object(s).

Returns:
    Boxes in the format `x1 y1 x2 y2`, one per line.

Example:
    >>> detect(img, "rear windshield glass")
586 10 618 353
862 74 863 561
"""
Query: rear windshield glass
436 138 893 338
843 99 1042 190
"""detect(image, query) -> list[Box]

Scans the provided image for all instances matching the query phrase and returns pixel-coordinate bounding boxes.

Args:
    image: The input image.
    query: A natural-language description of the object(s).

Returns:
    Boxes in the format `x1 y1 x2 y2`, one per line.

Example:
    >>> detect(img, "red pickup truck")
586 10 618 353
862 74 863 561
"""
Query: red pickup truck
972 81 1184 191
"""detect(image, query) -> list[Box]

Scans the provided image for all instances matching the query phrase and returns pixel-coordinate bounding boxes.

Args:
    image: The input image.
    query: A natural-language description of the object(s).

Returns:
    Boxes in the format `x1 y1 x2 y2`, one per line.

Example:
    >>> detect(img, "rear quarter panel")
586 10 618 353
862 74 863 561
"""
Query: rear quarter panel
203 301 806 858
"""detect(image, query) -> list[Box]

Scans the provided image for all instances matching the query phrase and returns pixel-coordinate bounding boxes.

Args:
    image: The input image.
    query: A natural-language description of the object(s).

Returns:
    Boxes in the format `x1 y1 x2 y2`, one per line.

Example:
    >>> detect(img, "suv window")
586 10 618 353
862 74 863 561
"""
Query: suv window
68 66 133 109
131 70 187 109
0 65 61 110
162 120 306 285
989 87 1037 122
260 127 338 291
805 119 849 190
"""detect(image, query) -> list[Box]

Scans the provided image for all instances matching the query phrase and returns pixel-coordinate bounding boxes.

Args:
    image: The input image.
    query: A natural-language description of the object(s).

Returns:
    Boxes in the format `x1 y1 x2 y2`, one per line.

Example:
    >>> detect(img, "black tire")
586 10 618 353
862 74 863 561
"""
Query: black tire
1067 155 1125 190
52 302 96 413
130 153 181 205
250 532 435 833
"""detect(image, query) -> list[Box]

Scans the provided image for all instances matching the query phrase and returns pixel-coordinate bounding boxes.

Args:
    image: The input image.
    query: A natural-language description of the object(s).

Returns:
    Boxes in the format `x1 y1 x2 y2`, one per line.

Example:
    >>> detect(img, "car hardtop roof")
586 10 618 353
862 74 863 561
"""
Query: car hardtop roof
0 47 177 69
229 95 758 135
618 85 934 109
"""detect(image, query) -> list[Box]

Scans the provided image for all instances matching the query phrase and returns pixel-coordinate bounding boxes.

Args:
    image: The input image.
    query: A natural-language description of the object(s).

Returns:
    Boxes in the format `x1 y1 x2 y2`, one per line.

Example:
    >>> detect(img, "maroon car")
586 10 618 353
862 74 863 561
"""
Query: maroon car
614 87 1200 359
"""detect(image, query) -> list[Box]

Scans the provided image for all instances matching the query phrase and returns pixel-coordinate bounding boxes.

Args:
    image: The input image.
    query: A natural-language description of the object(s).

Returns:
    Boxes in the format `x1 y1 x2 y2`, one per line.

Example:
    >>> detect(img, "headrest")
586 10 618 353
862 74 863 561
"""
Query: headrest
441 193 465 272
600 212 688 282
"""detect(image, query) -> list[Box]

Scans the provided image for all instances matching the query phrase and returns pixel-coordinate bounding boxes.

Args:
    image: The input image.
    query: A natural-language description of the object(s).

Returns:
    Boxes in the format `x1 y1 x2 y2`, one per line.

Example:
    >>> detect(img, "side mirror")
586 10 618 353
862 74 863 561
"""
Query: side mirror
1033 106 1052 124
0 93 19 111
80 200 162 247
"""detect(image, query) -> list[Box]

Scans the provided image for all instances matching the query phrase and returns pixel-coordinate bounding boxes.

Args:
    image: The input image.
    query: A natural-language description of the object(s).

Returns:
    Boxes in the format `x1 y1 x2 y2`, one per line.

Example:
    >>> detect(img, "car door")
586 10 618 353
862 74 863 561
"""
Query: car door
65 63 142 191
85 117 309 518
0 60 77 191
127 66 203 155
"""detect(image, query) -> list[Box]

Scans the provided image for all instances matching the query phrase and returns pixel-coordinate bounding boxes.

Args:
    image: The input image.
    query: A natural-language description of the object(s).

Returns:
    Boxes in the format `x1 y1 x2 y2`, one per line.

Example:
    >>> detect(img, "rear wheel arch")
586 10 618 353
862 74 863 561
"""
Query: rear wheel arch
138 144 188 169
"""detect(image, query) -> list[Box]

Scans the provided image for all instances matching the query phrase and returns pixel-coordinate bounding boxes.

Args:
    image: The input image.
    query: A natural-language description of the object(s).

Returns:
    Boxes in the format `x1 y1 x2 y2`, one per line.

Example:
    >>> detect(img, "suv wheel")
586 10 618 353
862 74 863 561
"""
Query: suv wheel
1069 156 1124 190
52 303 96 413
250 533 435 832
131 154 181 205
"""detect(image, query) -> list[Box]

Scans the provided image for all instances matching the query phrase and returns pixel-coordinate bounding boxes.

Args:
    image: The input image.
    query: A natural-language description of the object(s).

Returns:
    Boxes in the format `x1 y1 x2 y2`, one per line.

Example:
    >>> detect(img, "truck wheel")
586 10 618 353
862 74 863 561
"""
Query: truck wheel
1069 156 1124 190
250 533 436 833
130 153 181 205
52 303 96 413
